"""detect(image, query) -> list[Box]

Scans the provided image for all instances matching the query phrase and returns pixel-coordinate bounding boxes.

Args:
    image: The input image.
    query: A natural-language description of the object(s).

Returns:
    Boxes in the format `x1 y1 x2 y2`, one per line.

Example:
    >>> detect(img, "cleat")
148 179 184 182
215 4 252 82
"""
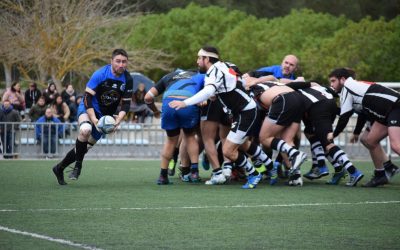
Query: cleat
362 175 389 187
290 151 307 170
168 160 176 176
385 166 400 179
180 173 191 182
304 165 329 180
346 170 364 187
190 172 201 183
68 162 82 180
222 167 232 180
201 153 210 171
288 169 303 186
205 173 226 185
242 173 262 189
157 175 171 185
52 164 67 185
269 164 278 185
326 168 346 185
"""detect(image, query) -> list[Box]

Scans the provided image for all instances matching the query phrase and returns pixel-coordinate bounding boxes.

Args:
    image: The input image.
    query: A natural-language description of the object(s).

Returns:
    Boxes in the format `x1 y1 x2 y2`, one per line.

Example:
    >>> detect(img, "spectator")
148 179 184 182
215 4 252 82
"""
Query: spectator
42 82 58 105
24 82 41 110
28 96 47 122
2 81 25 112
35 107 64 155
130 83 153 123
50 93 70 122
61 83 78 122
0 100 22 158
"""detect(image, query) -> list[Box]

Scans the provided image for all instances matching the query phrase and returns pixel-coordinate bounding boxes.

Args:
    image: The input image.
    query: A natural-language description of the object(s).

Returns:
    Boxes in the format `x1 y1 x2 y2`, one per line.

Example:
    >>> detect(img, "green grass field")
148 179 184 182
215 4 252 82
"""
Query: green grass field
0 160 399 250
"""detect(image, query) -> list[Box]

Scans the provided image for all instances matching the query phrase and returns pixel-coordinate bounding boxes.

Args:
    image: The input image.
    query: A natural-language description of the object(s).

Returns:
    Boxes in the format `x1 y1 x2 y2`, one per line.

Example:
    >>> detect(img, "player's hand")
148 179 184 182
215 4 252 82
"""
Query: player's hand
294 76 305 82
327 132 334 142
350 134 359 143
112 115 121 132
198 101 208 107
244 76 259 90
169 100 186 110
153 110 161 118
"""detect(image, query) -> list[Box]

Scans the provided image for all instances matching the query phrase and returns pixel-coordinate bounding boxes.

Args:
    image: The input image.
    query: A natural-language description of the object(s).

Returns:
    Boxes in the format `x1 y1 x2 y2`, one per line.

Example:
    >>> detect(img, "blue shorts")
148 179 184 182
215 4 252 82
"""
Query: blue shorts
77 102 103 141
161 97 200 131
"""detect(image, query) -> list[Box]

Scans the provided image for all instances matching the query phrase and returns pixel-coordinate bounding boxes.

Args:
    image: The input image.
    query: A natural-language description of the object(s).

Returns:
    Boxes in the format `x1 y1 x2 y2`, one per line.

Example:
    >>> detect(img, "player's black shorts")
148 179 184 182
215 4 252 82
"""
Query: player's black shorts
267 91 304 126
303 99 337 147
227 107 258 144
200 99 231 126
385 106 400 127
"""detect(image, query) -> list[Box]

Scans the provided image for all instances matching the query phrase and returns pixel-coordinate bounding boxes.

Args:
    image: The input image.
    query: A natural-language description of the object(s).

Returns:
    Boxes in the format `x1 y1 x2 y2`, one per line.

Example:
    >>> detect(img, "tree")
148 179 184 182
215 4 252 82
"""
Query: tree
0 0 170 90
303 16 400 82
126 3 248 80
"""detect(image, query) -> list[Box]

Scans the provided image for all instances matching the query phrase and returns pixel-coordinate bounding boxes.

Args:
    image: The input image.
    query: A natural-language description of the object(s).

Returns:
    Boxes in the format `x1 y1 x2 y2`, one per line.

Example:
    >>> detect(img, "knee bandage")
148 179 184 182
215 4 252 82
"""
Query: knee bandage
79 121 92 135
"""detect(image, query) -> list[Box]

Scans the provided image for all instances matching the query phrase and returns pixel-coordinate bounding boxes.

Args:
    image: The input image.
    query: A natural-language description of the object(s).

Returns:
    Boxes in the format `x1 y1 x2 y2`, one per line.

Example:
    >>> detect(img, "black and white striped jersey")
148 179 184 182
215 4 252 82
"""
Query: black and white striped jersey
205 61 256 115
297 86 334 110
340 77 400 122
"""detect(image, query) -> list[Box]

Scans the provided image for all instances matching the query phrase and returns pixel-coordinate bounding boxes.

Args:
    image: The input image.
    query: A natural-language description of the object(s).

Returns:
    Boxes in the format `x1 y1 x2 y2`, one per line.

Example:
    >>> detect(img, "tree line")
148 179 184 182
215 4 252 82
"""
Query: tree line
126 3 400 83
1 1 399 90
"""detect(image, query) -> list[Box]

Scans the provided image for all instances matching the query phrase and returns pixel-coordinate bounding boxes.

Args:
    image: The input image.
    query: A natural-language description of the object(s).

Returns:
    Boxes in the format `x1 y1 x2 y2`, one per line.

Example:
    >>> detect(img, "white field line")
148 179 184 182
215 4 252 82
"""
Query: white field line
0 200 399 213
0 225 104 250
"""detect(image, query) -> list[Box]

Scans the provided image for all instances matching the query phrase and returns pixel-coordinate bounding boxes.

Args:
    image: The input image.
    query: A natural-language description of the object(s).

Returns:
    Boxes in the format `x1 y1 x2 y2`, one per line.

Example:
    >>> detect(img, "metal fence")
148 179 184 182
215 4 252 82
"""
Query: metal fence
0 122 165 159
0 121 397 160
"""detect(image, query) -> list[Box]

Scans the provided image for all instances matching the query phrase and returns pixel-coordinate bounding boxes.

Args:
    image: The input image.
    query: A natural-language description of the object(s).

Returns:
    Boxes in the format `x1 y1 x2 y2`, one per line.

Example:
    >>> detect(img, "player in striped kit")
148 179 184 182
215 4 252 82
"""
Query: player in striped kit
329 68 400 187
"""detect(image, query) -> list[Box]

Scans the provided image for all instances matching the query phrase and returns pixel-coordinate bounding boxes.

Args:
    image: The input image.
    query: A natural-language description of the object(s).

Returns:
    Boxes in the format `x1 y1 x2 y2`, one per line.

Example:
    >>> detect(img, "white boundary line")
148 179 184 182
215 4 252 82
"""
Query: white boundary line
0 225 104 250
0 200 399 213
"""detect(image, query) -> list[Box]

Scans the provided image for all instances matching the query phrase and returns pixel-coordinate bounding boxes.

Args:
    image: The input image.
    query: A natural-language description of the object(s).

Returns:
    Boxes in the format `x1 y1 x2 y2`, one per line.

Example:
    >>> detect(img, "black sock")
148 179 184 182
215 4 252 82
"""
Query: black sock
160 168 168 178
75 139 88 163
181 167 190 175
217 142 224 166
212 167 222 173
190 163 199 173
375 169 385 177
384 160 399 171
173 148 179 163
59 148 76 170
275 153 283 163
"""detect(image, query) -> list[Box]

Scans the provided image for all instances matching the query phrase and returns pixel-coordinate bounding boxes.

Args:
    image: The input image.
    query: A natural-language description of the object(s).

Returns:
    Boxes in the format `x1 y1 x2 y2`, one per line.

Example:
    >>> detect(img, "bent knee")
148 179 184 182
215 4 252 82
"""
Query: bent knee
79 123 92 138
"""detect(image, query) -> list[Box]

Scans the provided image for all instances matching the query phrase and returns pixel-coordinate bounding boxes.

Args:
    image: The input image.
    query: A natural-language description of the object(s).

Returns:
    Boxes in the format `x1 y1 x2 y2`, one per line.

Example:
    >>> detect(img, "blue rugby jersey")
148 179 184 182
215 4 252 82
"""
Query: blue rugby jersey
85 64 133 116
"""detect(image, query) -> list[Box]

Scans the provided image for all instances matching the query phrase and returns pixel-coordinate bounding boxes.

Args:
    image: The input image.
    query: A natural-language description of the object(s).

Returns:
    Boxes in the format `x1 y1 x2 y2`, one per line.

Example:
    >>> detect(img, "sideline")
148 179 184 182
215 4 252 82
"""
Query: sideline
0 225 104 250
1 200 399 213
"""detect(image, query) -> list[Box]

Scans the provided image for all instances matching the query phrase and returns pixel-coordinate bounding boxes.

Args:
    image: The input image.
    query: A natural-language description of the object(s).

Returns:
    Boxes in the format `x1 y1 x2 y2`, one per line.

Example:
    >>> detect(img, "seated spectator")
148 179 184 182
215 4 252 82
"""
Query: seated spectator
130 83 153 123
50 93 70 122
0 100 22 158
28 96 47 122
42 82 58 105
24 82 41 110
61 83 78 122
2 81 25 112
35 108 64 155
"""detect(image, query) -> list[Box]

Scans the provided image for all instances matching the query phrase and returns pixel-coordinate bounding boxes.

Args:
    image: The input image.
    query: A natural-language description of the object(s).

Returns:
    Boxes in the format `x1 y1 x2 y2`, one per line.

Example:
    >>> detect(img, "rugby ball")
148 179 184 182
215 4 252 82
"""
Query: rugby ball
97 115 116 134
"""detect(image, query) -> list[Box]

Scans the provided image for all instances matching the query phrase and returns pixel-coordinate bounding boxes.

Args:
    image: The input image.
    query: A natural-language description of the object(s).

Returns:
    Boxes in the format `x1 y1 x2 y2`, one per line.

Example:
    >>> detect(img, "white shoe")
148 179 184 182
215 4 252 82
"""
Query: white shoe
205 173 226 185
290 151 307 170
288 170 303 186
222 167 232 179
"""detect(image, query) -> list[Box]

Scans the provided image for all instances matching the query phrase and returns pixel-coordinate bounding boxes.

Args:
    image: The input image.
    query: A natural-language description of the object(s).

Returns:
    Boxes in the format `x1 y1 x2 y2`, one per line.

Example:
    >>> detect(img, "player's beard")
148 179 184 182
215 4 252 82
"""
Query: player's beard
113 67 125 76
198 65 207 74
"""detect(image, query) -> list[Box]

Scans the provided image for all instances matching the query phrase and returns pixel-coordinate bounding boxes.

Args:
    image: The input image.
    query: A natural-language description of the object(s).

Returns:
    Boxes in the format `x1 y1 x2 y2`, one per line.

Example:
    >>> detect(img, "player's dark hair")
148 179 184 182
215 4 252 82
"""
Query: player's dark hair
112 49 128 59
201 46 220 63
329 68 356 79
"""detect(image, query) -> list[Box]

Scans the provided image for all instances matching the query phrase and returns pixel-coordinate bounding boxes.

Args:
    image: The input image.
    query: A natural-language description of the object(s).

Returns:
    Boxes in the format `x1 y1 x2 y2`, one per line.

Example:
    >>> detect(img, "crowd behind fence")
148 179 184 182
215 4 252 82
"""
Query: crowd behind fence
0 121 397 160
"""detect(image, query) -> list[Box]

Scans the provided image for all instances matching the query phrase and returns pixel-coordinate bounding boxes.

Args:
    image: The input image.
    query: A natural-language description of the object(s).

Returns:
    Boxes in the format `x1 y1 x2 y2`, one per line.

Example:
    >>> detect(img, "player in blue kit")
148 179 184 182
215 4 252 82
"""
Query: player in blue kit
144 69 205 185
52 49 133 185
